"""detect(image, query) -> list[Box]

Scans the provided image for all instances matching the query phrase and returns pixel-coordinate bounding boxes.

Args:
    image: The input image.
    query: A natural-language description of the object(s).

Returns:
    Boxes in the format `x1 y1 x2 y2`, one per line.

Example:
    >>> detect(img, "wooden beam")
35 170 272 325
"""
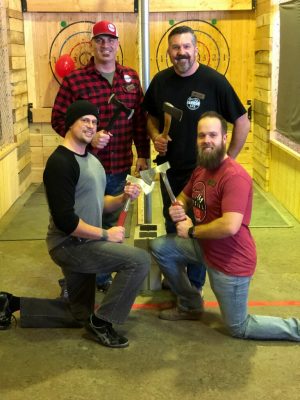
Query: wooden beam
23 0 135 13
31 107 52 123
23 0 253 12
149 0 253 11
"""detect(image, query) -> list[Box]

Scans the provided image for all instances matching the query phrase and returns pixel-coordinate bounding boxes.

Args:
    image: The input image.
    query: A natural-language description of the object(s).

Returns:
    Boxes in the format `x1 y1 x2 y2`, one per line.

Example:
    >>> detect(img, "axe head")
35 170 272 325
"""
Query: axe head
140 168 157 186
108 93 134 119
140 162 171 185
162 102 183 122
126 175 154 195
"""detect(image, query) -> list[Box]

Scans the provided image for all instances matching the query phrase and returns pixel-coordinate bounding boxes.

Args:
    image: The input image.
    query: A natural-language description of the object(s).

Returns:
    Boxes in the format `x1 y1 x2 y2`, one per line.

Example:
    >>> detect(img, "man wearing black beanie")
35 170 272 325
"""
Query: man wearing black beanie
0 100 150 348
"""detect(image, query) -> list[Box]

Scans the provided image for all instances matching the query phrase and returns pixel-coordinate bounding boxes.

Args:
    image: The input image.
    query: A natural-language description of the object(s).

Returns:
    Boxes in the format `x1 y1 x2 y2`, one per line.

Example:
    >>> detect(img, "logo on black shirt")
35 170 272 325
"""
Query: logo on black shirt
187 96 201 110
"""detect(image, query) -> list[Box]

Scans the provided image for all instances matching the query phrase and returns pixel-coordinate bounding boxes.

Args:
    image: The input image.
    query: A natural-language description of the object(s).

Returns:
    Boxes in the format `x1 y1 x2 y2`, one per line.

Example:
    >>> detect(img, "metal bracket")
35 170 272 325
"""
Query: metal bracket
134 0 138 13
247 99 252 121
21 0 28 12
252 0 256 10
28 103 33 123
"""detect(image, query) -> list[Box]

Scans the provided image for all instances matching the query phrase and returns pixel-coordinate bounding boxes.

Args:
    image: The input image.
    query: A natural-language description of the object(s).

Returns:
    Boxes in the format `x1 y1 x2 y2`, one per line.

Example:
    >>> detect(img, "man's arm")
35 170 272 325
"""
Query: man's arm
171 193 244 239
103 183 141 213
146 114 170 154
227 113 250 159
174 211 244 240
51 78 75 137
192 212 243 239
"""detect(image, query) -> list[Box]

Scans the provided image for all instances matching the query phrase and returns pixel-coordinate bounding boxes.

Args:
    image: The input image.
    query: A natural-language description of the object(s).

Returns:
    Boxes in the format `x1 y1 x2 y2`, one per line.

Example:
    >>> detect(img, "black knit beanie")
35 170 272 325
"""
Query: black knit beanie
65 100 99 133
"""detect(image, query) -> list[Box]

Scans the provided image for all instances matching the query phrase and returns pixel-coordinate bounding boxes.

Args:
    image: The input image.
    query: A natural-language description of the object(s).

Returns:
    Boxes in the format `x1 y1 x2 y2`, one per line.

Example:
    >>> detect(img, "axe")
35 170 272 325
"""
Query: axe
157 102 183 157
106 93 134 131
140 162 181 207
92 94 134 154
117 175 155 227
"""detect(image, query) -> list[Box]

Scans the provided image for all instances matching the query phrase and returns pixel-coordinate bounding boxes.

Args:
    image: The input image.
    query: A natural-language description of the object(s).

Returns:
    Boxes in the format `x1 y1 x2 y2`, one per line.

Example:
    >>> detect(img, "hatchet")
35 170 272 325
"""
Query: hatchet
157 102 183 157
117 175 155 227
92 94 134 154
106 93 134 131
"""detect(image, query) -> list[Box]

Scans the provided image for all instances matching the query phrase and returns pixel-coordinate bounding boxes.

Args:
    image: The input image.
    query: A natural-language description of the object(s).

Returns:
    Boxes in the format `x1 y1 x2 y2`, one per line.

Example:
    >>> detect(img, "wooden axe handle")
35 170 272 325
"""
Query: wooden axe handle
161 112 172 139
158 112 172 156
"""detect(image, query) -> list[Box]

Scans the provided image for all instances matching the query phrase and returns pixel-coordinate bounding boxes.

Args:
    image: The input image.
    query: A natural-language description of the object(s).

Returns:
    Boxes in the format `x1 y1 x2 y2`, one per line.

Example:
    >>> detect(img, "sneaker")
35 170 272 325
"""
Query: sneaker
159 306 203 321
0 292 14 330
85 317 129 348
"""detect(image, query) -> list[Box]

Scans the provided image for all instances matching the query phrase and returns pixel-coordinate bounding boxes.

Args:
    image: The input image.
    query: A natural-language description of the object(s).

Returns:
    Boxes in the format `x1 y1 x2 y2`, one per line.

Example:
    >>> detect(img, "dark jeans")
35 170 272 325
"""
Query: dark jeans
159 168 206 290
20 237 150 328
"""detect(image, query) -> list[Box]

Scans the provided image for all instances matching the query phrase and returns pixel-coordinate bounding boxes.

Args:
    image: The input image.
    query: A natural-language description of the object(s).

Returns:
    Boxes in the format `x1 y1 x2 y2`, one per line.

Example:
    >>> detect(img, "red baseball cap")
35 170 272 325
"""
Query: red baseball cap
92 20 119 39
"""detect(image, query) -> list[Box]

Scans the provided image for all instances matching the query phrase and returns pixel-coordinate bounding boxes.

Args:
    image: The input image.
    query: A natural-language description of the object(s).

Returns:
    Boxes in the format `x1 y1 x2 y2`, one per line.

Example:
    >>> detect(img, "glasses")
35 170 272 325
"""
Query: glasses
80 117 98 127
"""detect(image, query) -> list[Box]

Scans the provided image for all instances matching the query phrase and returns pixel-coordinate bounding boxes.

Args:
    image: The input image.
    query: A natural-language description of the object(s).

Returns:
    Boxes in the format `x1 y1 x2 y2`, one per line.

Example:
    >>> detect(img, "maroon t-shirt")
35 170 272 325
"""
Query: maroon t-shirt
183 157 257 277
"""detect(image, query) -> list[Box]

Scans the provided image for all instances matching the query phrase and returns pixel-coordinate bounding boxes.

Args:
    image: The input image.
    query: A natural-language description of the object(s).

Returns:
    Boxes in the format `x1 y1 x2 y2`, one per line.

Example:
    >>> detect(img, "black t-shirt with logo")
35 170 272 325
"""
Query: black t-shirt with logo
143 64 246 171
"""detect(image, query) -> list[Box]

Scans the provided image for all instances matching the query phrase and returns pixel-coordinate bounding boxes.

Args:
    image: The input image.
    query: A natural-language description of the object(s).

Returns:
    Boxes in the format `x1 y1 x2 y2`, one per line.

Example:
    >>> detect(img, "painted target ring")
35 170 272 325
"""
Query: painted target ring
156 19 230 75
49 21 124 84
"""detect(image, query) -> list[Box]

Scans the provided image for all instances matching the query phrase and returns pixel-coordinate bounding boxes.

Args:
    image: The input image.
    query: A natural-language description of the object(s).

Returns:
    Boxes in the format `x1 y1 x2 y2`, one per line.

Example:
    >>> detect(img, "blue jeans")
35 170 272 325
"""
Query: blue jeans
20 237 150 328
160 171 206 290
150 234 300 341
97 170 130 286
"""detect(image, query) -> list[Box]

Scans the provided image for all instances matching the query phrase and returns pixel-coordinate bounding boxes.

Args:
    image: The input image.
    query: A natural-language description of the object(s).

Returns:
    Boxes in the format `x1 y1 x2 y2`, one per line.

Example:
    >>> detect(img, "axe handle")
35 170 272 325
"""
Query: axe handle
117 198 131 227
161 173 186 220
105 109 122 132
161 172 176 203
159 112 172 156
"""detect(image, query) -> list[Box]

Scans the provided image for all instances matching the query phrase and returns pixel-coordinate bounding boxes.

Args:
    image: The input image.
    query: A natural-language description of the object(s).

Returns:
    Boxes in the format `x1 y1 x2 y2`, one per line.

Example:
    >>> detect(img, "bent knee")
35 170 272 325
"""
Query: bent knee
149 236 167 256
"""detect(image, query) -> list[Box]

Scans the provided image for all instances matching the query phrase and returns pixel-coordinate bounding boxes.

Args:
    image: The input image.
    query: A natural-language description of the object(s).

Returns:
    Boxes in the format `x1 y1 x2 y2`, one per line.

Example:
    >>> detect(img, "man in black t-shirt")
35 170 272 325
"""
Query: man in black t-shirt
143 25 250 292
0 100 150 348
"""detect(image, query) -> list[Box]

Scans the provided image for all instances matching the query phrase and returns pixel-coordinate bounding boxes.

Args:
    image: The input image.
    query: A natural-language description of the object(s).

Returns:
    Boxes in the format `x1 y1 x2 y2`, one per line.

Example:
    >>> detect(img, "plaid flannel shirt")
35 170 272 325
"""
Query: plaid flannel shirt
51 58 150 174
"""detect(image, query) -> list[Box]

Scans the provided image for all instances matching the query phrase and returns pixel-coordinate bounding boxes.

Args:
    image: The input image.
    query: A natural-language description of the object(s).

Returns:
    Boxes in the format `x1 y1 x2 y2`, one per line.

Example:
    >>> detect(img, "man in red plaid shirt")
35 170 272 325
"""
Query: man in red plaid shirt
51 20 150 291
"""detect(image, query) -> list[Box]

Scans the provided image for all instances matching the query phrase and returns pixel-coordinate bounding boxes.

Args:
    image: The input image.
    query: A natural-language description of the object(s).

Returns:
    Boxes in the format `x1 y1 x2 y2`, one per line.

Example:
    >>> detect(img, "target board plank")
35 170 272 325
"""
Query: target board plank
24 0 135 13
149 0 253 12
24 0 253 13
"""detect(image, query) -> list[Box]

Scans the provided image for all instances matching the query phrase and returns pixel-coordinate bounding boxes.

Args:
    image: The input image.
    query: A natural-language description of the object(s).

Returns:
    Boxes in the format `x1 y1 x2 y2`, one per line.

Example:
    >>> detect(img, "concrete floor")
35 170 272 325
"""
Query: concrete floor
0 184 300 400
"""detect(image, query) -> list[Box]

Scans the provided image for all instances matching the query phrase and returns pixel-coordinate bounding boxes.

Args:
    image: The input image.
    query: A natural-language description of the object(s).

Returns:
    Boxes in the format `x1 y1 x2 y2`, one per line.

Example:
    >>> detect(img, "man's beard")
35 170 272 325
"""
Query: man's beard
197 142 226 170
174 55 194 74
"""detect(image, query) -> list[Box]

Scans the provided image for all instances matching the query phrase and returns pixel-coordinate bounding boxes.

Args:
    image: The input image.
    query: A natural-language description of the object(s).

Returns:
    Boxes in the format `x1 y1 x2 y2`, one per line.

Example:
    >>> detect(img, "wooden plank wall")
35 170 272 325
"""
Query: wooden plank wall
24 9 255 182
253 0 272 191
0 0 30 218
253 0 300 221
8 4 31 194
270 144 300 222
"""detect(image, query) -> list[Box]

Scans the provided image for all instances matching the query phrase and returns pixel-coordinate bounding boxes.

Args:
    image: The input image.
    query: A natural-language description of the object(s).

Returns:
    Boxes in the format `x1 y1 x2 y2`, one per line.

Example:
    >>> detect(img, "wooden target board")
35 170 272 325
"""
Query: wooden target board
156 19 230 75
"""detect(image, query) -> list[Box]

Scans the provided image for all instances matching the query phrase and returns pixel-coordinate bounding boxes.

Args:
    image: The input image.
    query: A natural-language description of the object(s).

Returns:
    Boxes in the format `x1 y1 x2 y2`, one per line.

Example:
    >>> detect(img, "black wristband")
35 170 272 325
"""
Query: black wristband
188 226 195 239
101 229 108 241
